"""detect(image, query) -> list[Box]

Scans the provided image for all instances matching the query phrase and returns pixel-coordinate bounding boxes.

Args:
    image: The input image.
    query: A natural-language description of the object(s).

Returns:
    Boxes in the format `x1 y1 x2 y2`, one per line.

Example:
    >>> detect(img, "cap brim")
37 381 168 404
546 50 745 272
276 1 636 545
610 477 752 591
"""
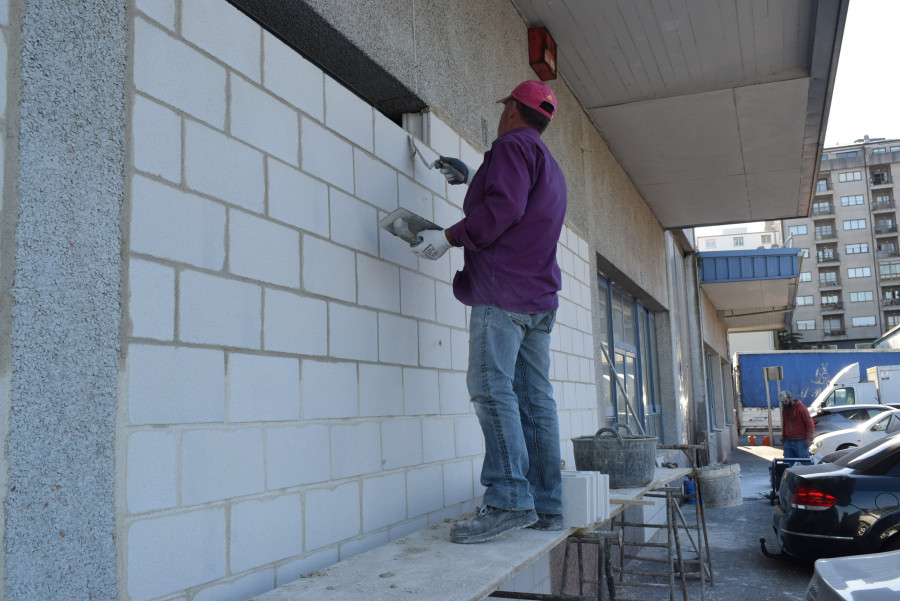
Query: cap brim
497 95 512 105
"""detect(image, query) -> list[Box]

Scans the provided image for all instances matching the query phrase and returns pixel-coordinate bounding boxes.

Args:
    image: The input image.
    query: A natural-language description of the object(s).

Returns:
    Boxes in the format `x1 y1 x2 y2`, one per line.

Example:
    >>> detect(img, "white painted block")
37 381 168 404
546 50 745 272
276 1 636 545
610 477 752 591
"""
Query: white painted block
378 313 419 366
228 353 300 422
133 94 181 182
128 258 175 341
230 494 302 572
443 460 474 506
301 117 354 192
340 530 390 562
229 210 300 288
231 76 299 164
267 158 329 236
422 417 455 463
419 322 452 368
182 428 265 505
567 354 581 382
127 344 225 425
381 418 423 470
359 364 404 417
331 421 381 479
415 246 452 280
435 281 465 328
305 482 361 551
397 175 434 221
133 18 226 127
263 289 327 356
193 570 273 601
400 269 436 320
357 254 400 312
402 368 440 415
377 222 418 270
329 303 378 361
126 430 177 513
136 0 175 30
393 516 429 540
426 113 461 159
362 472 407 532
263 32 324 122
179 270 262 348
561 472 592 528
130 175 225 270
454 415 484 457
182 0 260 82
373 111 414 174
439 371 470 415
275 547 338 587
324 77 373 151
302 235 357 302
407 465 444 518
301 360 358 419
451 328 469 372
185 120 265 213
266 424 331 489
330 188 379 256
354 148 398 213
127 508 226 601
433 197 464 235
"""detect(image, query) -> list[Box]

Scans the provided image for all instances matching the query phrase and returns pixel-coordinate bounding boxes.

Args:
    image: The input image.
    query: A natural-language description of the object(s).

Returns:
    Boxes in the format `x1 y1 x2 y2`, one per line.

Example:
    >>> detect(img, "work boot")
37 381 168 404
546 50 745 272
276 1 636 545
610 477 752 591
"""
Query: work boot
450 505 538 544
529 513 564 531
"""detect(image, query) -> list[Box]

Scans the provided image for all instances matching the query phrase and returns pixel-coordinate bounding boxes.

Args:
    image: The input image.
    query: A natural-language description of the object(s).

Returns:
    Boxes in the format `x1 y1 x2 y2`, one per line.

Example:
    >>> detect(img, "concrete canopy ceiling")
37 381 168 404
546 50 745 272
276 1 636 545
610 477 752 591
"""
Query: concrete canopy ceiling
511 0 848 230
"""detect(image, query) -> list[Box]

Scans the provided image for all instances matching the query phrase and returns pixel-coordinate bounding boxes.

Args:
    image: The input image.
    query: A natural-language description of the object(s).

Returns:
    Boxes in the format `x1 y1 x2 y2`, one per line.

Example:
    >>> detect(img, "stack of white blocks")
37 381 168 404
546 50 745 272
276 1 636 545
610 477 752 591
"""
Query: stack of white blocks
561 470 610 528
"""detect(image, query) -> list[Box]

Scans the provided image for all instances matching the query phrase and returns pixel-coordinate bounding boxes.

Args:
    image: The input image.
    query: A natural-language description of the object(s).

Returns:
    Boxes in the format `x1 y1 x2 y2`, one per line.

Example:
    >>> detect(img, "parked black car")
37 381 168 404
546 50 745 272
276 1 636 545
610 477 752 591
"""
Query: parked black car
810 404 900 438
771 432 900 561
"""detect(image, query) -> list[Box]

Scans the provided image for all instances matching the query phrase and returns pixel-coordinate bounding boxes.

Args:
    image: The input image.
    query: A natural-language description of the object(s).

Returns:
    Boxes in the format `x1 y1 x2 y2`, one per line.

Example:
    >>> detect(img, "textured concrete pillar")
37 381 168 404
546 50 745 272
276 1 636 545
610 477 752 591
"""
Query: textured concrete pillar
2 0 126 599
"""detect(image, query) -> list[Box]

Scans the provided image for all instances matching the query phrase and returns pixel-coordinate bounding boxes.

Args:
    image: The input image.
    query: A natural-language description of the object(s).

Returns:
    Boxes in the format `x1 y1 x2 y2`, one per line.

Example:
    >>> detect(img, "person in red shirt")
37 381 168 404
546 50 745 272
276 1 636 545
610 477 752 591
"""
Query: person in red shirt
780 391 815 458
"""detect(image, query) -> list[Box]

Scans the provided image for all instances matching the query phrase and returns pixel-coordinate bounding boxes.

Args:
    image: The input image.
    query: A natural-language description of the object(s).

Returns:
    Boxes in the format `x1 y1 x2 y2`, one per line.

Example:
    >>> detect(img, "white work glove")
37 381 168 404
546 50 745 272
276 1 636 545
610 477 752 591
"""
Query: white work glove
434 156 471 185
411 229 451 260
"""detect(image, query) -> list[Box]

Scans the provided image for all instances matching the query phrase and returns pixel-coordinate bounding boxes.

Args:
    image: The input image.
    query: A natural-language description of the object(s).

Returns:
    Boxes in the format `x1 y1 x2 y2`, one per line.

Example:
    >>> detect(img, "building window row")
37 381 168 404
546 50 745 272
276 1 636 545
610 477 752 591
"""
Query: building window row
846 243 868 254
838 171 862 183
843 219 866 231
847 267 872 279
850 291 874 303
840 194 864 206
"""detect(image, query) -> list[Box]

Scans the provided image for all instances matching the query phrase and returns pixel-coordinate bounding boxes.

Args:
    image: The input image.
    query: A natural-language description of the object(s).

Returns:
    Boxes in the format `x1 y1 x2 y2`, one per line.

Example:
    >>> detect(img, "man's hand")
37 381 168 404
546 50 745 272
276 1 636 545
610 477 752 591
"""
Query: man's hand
434 157 471 185
411 229 451 260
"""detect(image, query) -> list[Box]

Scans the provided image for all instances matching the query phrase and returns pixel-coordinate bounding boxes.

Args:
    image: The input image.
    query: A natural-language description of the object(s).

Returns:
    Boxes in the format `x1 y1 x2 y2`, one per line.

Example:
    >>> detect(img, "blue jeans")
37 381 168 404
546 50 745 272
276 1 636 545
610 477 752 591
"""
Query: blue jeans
467 305 562 514
783 438 810 459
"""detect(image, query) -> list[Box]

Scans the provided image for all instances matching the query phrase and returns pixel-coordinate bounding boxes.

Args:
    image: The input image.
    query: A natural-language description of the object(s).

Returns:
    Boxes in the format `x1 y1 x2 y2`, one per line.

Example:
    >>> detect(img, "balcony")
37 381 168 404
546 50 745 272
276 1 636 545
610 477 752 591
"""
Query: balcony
878 249 899 260
812 205 834 217
820 302 844 312
872 200 895 212
875 225 898 236
882 298 900 307
824 329 846 337
816 251 839 264
818 278 841 289
871 174 893 186
882 272 900 281
815 231 837 242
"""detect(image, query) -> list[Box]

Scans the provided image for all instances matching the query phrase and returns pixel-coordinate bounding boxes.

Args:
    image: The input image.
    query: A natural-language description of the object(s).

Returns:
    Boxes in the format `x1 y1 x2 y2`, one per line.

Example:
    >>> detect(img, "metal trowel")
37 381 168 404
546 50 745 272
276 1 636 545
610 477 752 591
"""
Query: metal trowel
378 208 441 245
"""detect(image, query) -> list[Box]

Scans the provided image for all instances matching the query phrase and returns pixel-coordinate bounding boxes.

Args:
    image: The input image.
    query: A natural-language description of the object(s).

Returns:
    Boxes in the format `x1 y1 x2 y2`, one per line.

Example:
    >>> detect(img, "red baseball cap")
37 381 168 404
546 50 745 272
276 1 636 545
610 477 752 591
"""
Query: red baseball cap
498 80 558 120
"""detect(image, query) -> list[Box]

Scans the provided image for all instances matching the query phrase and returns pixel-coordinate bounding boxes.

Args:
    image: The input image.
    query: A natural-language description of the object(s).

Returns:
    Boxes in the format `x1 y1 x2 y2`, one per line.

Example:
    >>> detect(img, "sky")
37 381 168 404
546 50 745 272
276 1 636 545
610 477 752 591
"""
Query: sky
824 0 900 146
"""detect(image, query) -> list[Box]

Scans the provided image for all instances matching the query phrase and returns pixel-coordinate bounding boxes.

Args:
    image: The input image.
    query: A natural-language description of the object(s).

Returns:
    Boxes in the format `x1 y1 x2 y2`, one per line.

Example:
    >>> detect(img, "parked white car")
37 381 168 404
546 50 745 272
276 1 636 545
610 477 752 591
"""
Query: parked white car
809 409 900 456
804 549 900 600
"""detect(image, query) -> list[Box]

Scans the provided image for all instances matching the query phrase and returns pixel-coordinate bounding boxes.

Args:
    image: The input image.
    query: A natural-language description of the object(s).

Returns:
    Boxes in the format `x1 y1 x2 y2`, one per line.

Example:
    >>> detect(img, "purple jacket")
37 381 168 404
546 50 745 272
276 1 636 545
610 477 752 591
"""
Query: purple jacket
447 127 567 313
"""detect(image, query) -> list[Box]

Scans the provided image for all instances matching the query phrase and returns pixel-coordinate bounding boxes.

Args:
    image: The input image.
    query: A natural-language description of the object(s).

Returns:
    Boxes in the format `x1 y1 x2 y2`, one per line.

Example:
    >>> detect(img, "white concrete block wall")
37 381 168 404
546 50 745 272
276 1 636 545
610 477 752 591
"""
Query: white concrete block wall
125 6 599 600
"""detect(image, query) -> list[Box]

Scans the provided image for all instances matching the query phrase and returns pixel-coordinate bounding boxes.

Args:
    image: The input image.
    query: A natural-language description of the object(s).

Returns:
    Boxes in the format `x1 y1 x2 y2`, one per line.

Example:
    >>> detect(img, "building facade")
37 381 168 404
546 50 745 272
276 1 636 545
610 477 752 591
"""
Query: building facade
784 137 900 348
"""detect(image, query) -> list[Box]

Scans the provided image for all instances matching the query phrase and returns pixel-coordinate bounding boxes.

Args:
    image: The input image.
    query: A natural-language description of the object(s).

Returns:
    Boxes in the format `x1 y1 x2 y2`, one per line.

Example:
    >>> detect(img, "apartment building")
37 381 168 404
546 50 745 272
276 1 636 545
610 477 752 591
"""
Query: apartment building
695 221 783 252
784 136 900 348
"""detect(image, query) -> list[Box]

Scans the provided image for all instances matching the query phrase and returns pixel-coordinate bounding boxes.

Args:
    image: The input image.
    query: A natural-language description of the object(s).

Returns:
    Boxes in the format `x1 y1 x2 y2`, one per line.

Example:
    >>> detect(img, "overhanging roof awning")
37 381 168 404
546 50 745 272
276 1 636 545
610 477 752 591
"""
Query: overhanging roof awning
699 249 803 332
511 0 848 229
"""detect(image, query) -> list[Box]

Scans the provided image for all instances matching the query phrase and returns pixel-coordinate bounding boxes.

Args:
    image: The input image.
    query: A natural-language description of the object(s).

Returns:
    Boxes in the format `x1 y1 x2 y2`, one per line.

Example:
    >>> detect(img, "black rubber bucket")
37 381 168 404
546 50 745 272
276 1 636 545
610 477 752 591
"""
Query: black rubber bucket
572 423 659 488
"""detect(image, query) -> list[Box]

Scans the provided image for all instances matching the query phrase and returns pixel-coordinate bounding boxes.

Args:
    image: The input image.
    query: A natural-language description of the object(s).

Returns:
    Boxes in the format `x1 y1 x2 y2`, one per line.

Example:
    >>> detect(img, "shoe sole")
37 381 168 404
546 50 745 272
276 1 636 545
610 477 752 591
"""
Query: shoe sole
450 513 538 544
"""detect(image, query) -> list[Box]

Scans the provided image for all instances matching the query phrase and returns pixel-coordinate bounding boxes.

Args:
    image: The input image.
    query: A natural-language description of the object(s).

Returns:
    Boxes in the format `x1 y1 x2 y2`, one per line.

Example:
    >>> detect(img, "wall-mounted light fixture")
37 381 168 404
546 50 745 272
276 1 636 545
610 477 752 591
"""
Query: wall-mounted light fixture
528 26 557 81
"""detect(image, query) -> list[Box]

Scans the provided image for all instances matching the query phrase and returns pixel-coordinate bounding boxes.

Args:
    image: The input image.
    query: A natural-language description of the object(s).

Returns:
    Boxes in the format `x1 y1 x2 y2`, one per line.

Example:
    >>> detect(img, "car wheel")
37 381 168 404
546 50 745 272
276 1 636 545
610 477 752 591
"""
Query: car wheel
883 535 900 553
836 443 857 451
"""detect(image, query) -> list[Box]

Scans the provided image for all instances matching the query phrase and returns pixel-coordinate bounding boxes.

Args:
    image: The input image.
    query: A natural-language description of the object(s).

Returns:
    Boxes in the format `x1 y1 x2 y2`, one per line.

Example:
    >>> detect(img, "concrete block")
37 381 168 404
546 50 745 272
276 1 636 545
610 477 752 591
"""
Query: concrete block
275 547 338 586
231 76 299 165
185 120 265 213
392 516 429 540
193 570 274 601
302 235 357 302
419 321 452 368
301 360 358 419
127 508 226 601
330 188 379 257
127 344 225 425
439 371 470 415
263 289 327 355
443 460 474 506
267 158 329 236
358 364 404 417
378 313 419 366
381 418 423 470
227 353 300 422
339 530 390 562
561 471 591 528
182 0 260 81
435 281 465 328
229 210 300 288
179 270 262 348
324 77 373 151
451 328 469 372
354 148 398 213
304 483 361 551
331 421 381 479
263 31 324 121
362 472 407 532
136 0 175 30
230 494 302 572
377 221 418 270
403 368 440 415
128 258 175 340
134 18 226 127
357 254 400 312
426 113 461 158
433 197 464 236
130 175 225 271
133 94 181 182
329 303 378 361
182 428 264 505
454 415 484 458
397 175 434 222
407 465 444 518
266 424 331 489
301 117 354 192
126 430 177 513
400 268 436 320
422 417 455 463
374 111 414 174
